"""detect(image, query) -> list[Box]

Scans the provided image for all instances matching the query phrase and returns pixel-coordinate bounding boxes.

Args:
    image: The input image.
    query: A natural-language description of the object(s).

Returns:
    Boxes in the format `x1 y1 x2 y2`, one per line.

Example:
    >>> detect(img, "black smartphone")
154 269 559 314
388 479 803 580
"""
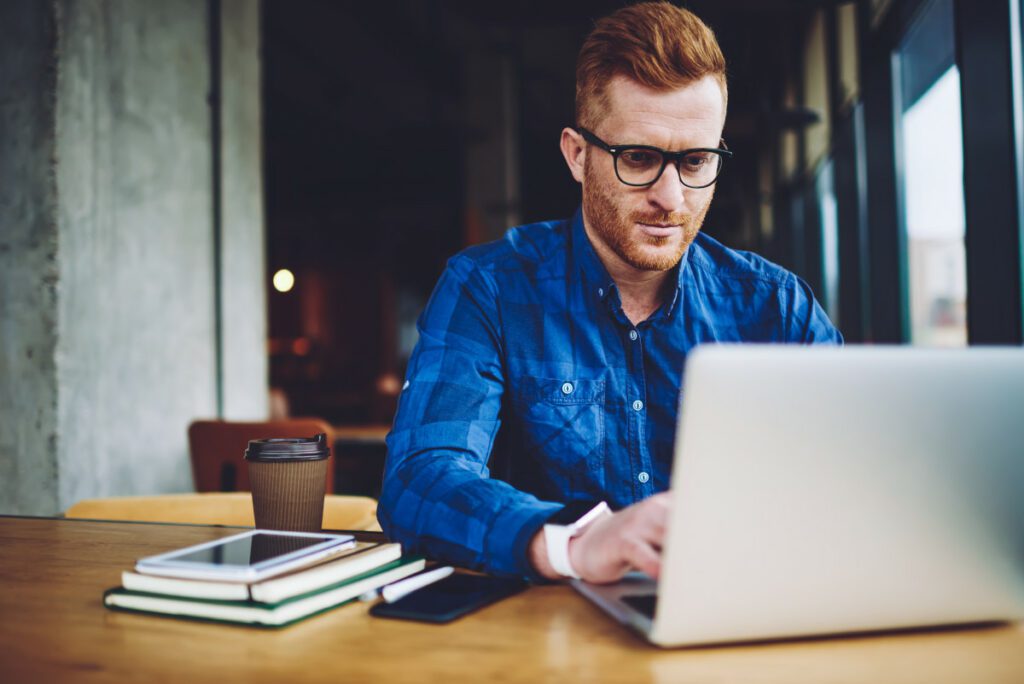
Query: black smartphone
369 573 527 624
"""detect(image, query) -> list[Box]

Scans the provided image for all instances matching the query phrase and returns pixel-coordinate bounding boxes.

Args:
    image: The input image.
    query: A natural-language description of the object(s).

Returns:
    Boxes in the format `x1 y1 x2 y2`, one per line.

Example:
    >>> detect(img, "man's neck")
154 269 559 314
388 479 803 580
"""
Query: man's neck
607 261 673 326
583 224 674 326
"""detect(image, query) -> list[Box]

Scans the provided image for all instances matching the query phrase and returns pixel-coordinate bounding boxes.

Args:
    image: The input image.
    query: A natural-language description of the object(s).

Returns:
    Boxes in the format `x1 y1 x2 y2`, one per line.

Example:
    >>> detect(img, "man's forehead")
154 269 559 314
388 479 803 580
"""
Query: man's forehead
598 75 726 142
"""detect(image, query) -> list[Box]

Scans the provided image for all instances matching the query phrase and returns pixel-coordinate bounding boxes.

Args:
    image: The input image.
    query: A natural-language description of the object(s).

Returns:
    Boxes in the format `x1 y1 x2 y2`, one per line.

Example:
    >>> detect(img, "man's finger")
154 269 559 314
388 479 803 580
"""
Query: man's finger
626 503 670 545
621 536 662 579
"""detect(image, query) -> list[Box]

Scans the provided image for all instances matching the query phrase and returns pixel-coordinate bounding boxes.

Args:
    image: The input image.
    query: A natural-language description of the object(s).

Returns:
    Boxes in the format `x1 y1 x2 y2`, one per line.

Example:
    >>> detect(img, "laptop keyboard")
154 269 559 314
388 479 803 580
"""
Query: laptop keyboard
621 593 657 619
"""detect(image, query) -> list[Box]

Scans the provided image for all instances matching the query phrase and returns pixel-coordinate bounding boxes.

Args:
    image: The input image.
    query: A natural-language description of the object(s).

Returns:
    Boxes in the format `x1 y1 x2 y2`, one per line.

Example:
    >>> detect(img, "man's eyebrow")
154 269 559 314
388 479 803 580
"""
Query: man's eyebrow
616 142 720 152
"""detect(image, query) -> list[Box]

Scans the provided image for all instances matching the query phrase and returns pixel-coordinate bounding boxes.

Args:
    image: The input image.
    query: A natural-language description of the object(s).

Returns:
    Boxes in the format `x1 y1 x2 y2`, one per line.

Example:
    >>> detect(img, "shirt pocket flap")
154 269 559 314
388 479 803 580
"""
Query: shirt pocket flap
520 376 605 406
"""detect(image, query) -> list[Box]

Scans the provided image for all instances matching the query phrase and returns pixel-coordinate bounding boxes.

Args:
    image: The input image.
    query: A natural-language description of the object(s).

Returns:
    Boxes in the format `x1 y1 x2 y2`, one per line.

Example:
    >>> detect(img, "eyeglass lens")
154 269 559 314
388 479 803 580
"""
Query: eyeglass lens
616 149 724 187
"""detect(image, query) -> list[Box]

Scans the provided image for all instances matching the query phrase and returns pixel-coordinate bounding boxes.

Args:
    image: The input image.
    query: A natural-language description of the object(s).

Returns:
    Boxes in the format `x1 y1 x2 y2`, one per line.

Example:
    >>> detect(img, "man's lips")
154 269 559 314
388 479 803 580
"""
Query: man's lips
636 222 681 238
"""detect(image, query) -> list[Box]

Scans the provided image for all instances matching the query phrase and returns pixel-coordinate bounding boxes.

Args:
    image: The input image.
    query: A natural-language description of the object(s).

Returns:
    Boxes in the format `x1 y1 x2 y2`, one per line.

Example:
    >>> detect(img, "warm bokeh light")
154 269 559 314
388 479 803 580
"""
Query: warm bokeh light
291 337 311 356
272 268 295 293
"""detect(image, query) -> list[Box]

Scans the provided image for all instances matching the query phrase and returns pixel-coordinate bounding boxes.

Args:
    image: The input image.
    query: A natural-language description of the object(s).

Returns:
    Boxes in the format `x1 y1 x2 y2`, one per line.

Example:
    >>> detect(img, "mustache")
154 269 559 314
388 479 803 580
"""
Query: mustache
630 210 692 226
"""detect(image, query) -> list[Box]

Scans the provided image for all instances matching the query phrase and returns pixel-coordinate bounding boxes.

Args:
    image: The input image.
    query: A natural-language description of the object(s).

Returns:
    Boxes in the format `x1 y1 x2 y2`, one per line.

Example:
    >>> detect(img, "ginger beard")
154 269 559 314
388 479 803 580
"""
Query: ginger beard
582 151 713 272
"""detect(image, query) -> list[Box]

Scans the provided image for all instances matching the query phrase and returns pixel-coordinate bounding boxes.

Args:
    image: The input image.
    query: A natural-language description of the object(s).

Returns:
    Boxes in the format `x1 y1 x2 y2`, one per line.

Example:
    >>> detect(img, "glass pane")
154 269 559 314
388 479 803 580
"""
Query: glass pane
817 159 840 323
896 0 967 347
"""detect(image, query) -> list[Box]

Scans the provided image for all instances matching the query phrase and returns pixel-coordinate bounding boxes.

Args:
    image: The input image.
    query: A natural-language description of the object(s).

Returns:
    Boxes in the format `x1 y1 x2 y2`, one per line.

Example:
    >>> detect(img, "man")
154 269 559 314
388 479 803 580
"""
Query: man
378 2 841 584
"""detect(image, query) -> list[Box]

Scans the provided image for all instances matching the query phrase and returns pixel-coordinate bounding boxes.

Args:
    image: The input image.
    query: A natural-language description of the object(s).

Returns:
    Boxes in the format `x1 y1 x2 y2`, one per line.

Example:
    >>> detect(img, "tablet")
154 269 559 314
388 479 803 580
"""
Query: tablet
135 530 355 582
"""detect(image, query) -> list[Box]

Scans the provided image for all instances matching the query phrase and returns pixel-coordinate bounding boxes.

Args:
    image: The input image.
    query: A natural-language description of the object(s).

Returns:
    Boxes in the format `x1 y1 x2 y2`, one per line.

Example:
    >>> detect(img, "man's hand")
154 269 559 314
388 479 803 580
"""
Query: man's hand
528 492 671 584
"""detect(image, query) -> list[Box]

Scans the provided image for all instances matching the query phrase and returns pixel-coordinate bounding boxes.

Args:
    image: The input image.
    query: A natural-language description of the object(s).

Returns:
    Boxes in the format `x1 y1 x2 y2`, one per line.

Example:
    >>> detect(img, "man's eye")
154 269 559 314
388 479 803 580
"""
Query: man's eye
619 150 661 167
683 154 711 170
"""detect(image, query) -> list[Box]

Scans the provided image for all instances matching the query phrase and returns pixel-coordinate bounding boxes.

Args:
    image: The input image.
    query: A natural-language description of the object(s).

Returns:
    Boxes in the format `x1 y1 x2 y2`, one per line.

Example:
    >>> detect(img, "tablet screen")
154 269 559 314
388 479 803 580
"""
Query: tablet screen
168 532 339 567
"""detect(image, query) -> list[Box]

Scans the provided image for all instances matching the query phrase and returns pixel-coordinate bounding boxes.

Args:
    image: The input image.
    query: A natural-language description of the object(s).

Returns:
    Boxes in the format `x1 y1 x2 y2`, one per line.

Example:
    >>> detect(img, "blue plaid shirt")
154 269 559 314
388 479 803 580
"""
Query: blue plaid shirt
379 208 842 578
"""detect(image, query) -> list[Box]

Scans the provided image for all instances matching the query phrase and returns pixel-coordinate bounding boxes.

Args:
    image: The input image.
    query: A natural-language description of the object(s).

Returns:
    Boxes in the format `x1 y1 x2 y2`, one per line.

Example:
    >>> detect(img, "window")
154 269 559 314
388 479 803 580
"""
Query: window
817 159 841 322
894 0 967 346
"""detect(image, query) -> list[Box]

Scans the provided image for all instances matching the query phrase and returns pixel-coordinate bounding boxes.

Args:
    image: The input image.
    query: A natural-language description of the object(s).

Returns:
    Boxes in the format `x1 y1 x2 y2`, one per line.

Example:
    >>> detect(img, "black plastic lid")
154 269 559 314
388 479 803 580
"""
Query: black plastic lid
244 433 329 461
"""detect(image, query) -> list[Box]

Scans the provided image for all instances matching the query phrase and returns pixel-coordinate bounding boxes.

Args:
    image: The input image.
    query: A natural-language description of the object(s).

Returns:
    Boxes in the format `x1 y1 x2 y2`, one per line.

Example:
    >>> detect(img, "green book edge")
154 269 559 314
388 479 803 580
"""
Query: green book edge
103 556 426 627
103 595 356 629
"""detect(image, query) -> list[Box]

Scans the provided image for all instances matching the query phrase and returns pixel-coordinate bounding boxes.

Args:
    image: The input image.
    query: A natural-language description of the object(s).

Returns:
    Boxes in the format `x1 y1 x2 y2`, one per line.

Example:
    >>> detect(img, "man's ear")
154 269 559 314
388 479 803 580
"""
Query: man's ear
560 127 586 184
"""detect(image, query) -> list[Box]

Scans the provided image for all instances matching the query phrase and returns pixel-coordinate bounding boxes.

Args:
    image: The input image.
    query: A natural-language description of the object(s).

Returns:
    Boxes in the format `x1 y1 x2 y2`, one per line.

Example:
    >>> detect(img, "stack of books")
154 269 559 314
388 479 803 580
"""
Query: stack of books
104 541 425 627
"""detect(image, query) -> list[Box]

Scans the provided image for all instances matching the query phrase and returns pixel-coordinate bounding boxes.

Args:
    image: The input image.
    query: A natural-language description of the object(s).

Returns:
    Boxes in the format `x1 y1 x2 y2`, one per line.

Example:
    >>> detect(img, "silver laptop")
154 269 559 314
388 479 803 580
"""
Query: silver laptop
572 345 1024 647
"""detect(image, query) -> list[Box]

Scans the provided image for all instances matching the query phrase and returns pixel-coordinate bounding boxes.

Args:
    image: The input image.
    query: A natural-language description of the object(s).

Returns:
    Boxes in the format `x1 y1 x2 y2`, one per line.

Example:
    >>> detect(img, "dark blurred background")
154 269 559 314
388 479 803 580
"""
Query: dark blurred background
5 0 1021 511
263 0 819 425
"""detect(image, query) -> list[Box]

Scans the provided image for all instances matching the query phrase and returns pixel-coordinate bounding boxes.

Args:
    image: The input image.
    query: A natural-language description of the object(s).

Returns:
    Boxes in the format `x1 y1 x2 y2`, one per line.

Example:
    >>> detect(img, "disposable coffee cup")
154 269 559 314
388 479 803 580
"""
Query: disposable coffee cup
245 433 330 532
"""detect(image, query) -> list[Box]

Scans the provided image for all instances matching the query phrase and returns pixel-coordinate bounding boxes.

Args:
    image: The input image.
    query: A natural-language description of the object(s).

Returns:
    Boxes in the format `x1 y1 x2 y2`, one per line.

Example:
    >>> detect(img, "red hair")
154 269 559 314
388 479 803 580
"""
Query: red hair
575 2 727 127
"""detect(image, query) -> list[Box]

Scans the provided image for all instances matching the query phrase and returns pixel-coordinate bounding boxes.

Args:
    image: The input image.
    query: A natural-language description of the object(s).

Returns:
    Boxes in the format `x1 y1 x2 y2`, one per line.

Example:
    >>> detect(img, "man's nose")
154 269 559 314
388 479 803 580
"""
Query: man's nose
645 162 688 212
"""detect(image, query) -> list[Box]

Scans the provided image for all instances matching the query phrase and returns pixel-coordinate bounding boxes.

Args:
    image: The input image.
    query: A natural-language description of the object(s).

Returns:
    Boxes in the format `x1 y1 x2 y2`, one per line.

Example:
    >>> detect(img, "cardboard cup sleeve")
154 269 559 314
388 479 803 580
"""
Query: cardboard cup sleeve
248 458 328 532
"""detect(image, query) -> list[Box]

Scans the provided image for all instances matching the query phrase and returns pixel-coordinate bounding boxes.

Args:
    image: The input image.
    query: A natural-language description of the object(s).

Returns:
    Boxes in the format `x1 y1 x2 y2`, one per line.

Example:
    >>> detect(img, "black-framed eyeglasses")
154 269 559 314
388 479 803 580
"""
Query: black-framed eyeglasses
575 127 732 189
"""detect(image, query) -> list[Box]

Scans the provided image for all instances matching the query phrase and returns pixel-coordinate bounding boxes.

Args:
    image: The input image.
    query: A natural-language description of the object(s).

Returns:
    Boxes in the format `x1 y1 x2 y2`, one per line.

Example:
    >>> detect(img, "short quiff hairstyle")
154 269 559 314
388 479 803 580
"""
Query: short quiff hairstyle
575 2 728 128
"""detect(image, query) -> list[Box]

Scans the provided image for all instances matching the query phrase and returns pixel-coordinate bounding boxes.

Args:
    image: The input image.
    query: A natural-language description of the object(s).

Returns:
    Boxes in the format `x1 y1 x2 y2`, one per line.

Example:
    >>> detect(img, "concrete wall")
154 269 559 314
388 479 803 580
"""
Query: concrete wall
54 0 218 504
0 2 61 516
220 0 268 420
0 0 267 515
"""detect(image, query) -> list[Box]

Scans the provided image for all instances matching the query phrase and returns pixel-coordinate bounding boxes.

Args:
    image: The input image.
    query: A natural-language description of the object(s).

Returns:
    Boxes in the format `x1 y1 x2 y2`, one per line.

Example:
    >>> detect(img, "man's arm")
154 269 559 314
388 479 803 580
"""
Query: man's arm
527 492 672 582
378 254 561 578
784 274 844 344
380 254 676 583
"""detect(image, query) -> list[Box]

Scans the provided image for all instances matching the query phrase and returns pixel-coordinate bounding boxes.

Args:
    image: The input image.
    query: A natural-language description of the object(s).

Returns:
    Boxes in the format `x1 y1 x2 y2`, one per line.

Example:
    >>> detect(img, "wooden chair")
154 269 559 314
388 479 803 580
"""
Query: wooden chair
62 419 384 532
64 492 380 531
187 419 336 494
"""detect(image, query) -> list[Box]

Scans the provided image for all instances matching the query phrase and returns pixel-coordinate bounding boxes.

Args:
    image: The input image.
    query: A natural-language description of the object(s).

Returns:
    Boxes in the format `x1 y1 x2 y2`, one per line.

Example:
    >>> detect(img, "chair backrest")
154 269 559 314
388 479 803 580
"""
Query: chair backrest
188 419 335 494
64 492 379 530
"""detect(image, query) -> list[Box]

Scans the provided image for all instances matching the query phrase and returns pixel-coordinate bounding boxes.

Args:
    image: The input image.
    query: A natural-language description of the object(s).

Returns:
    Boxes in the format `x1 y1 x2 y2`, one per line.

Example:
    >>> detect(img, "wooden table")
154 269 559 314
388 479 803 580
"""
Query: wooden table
2 516 1023 683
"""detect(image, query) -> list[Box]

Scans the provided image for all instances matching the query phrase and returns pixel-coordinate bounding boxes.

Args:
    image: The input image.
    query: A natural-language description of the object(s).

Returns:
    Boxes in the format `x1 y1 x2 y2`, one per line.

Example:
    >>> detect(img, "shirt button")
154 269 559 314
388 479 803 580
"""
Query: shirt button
632 400 644 411
638 471 650 484
561 382 574 395
597 288 604 297
629 330 638 341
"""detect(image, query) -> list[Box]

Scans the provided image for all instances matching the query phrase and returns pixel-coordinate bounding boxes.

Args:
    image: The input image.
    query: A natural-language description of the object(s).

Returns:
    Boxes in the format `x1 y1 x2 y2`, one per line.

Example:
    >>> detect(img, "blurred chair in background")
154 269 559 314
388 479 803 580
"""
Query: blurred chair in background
63 417 383 530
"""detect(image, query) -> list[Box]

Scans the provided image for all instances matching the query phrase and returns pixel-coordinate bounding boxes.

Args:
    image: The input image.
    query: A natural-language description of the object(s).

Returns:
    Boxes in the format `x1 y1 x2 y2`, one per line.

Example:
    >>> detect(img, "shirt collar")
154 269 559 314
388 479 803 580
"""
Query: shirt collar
569 206 691 318
570 207 616 306
664 248 690 318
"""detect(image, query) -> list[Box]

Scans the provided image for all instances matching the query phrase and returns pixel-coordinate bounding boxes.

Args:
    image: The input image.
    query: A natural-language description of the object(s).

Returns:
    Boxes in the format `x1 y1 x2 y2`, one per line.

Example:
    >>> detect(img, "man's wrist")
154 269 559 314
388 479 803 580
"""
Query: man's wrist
539 502 611 580
528 529 563 580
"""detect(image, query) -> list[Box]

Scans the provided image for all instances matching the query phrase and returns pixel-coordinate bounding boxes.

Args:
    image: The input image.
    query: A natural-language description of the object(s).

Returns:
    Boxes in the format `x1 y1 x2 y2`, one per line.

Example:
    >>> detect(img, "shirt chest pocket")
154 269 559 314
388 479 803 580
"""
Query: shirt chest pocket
512 376 606 496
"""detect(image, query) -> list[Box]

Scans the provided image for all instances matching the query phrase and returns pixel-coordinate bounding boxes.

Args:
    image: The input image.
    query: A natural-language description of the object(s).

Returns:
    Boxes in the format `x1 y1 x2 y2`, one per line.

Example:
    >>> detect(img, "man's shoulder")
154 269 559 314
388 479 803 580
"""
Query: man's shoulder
688 232 793 288
451 218 571 277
